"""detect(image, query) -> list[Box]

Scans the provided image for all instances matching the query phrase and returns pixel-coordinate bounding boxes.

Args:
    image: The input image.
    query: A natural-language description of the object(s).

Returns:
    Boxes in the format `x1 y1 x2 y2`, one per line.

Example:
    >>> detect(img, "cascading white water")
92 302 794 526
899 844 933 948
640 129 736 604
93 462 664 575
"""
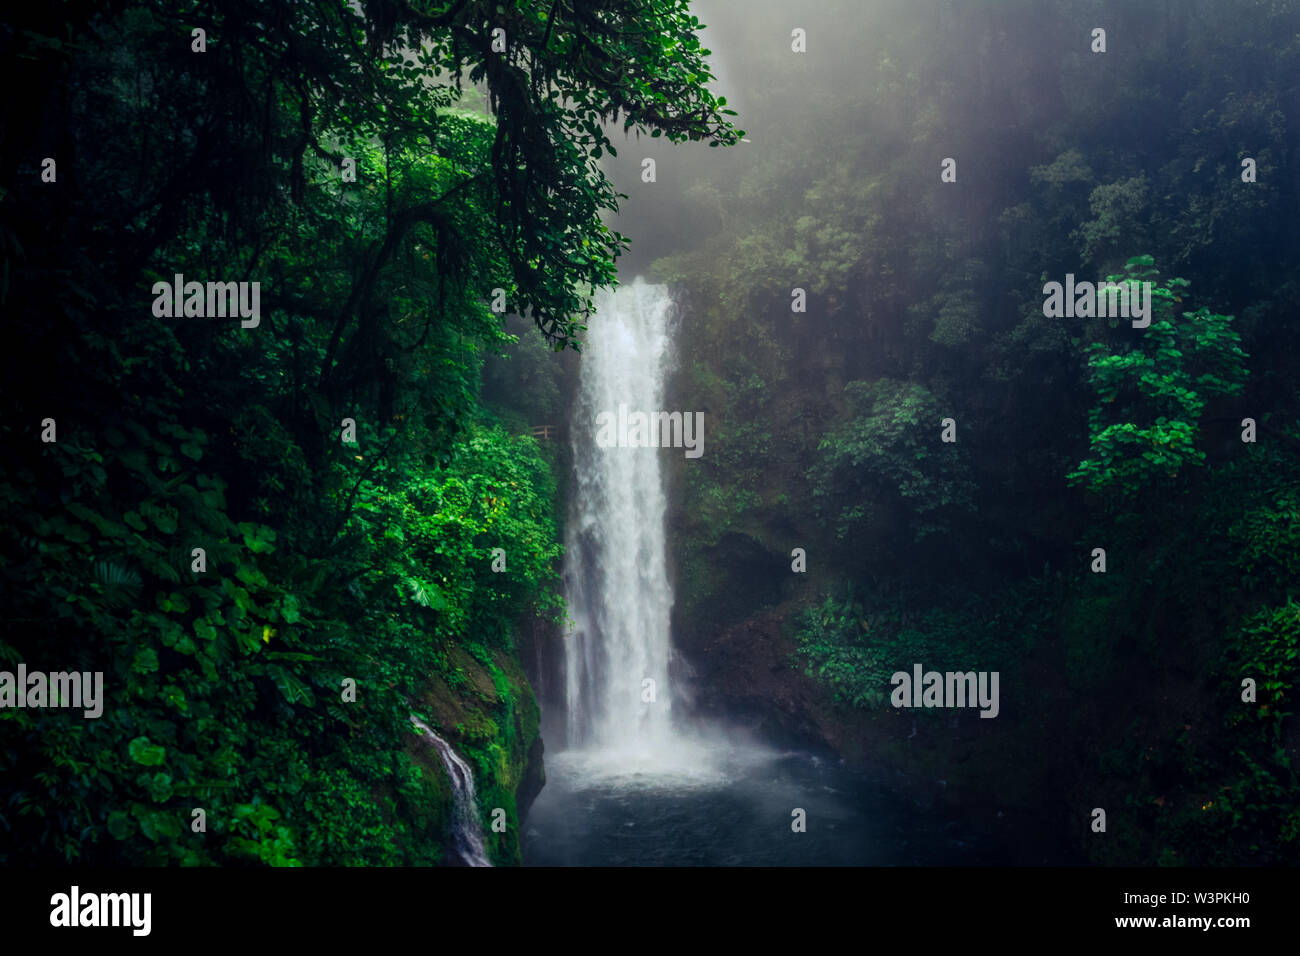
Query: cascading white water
563 280 677 756
410 716 491 867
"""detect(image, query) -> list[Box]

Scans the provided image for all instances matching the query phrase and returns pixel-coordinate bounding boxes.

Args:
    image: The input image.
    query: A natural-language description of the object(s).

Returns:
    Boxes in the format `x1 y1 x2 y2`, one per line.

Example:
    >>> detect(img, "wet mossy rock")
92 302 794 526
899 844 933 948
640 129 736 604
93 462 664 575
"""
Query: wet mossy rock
401 728 454 866
413 648 545 865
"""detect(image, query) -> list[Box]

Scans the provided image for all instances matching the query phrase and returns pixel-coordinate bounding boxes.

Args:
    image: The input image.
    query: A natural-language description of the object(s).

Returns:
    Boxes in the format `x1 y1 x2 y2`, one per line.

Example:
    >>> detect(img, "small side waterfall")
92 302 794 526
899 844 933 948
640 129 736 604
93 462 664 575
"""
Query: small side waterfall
410 716 491 867
562 280 677 755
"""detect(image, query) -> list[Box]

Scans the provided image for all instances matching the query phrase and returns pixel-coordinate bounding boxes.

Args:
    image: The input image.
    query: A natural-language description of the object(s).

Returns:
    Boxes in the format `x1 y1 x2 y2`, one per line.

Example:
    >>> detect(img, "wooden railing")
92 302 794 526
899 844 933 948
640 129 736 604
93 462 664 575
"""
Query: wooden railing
529 424 557 441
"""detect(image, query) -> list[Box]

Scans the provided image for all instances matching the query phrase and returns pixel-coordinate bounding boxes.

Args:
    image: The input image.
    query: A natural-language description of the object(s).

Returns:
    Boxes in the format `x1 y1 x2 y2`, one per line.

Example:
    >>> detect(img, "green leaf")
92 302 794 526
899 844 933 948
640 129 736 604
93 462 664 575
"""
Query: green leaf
238 522 277 554
128 736 166 766
280 594 301 624
133 647 160 673
107 810 134 840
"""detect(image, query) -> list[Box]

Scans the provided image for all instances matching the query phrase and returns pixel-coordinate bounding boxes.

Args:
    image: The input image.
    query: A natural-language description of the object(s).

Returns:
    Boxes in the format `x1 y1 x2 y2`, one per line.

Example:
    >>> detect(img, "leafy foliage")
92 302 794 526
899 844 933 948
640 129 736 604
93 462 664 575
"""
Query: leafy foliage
0 0 737 865
795 582 1044 712
655 0 1300 866
1068 258 1248 497
809 379 976 542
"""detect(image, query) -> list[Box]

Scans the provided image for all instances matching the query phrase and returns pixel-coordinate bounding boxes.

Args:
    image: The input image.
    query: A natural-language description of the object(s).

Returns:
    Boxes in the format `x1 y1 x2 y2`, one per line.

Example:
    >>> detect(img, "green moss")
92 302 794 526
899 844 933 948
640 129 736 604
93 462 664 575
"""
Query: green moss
412 625 545 866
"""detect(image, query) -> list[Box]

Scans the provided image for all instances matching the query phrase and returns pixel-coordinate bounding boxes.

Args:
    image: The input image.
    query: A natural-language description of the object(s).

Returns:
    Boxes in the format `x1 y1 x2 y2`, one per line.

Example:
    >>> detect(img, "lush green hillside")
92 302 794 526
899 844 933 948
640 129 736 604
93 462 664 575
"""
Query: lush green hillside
0 0 737 865
656 0 1300 865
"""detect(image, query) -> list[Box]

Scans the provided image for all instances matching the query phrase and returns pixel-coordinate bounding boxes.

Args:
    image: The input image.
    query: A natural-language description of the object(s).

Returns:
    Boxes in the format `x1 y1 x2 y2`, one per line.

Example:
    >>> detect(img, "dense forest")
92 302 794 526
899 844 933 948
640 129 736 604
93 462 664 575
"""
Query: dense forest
0 0 736 866
1 0 1297 870
645 0 1300 866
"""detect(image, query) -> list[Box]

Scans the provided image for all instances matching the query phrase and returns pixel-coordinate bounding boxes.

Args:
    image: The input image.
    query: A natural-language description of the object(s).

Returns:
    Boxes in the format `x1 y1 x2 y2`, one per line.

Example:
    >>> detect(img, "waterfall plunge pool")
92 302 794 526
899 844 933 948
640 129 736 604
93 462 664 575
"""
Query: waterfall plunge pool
533 281 1017 866
522 731 1011 867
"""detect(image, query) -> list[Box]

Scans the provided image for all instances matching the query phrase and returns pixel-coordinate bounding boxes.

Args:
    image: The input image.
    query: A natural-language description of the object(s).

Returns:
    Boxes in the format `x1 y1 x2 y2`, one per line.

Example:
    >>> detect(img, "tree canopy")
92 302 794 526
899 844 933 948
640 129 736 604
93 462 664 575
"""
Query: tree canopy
0 0 738 865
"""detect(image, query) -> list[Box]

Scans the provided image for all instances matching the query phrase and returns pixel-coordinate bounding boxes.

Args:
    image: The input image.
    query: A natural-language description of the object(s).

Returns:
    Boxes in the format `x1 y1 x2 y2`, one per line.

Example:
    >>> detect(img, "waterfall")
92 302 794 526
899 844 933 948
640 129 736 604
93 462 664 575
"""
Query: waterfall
410 716 491 867
563 280 677 754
